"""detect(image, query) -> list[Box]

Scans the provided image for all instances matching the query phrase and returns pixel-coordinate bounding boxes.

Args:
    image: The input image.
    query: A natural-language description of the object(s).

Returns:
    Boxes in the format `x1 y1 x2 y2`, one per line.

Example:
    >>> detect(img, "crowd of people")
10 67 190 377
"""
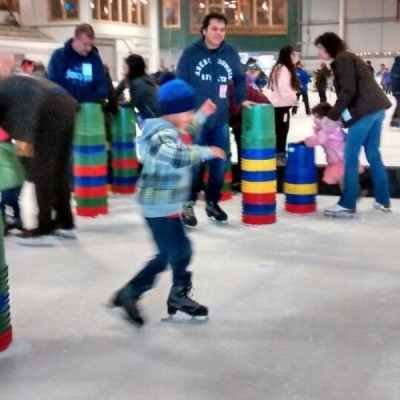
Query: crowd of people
0 14 394 324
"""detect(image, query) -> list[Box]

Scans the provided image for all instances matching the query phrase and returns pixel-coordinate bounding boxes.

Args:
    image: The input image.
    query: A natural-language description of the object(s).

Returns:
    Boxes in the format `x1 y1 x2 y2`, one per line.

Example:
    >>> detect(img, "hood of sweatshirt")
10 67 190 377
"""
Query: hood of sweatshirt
64 39 100 61
47 39 108 103
137 118 176 161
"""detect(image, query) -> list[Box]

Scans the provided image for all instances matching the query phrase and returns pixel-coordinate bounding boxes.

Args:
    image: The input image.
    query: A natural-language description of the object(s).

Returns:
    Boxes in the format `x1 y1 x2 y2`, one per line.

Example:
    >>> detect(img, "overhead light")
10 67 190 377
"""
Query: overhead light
262 1 268 11
90 1 94 9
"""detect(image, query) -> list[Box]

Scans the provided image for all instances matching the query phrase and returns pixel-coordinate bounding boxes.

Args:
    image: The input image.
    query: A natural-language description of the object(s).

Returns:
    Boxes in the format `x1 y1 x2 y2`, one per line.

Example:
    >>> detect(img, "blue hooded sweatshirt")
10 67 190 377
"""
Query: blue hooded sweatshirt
177 39 246 128
47 39 108 103
296 67 311 93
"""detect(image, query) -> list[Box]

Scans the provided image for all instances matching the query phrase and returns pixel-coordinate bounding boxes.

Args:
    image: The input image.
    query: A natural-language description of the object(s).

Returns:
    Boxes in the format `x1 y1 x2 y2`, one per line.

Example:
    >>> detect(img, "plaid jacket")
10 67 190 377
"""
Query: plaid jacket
137 115 214 218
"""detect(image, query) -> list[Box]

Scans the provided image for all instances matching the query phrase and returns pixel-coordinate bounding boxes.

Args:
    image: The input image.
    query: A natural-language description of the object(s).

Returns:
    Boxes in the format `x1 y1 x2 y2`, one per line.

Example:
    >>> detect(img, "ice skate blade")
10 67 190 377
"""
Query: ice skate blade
324 211 356 219
14 236 57 247
161 315 209 324
106 301 145 327
182 223 197 229
208 217 228 225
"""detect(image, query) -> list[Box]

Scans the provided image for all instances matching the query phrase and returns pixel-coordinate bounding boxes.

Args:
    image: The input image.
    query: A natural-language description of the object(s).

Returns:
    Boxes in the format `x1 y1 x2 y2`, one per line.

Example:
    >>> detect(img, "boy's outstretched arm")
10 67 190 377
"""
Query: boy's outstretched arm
183 99 217 138
148 130 225 169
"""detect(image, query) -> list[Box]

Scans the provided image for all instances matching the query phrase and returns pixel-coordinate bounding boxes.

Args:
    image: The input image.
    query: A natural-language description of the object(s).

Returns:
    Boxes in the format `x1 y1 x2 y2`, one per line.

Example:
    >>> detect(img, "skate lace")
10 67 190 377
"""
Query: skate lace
184 203 195 218
183 288 200 306
214 204 223 213
211 203 226 217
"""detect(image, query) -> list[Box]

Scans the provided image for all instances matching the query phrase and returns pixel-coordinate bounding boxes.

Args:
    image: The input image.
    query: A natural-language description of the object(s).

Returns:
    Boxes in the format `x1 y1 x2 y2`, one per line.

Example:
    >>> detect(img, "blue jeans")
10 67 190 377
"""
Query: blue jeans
339 110 390 209
0 186 22 225
190 123 229 203
126 217 192 297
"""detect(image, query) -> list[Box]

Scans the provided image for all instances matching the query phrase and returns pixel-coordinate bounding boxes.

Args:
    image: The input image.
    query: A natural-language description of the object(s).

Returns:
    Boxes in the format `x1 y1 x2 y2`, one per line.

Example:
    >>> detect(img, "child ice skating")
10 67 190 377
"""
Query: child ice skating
304 103 363 190
0 127 23 235
111 79 225 326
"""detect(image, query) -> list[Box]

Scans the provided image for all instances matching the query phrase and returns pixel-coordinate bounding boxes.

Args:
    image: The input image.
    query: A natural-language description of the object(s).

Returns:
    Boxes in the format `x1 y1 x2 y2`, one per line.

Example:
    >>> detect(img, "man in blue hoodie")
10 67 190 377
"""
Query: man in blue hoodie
177 12 248 226
47 23 108 103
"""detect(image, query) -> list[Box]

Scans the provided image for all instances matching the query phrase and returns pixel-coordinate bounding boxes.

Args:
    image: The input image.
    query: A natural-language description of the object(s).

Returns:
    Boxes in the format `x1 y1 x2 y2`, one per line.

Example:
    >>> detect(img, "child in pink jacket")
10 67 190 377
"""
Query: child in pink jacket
304 102 363 190
0 127 23 234
266 46 299 164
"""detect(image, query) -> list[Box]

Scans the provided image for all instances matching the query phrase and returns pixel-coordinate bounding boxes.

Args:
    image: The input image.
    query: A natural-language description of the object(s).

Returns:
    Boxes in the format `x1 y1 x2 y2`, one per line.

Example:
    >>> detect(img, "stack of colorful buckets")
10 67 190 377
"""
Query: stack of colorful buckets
110 105 139 194
241 104 277 225
74 103 108 217
284 143 318 214
0 219 12 352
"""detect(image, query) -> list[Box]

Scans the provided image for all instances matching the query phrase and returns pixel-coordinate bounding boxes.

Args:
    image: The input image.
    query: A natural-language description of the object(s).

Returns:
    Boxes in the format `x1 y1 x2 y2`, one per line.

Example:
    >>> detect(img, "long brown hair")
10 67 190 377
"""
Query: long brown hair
268 46 300 91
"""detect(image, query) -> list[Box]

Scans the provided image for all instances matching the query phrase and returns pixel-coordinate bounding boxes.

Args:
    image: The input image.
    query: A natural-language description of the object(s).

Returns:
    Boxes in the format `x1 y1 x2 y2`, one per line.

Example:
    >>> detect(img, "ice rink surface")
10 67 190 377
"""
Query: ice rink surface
1 93 400 400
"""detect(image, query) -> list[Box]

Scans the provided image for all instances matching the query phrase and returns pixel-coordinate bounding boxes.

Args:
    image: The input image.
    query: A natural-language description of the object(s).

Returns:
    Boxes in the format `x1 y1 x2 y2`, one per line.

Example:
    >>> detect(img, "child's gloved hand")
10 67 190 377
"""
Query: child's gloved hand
209 146 226 160
200 99 217 117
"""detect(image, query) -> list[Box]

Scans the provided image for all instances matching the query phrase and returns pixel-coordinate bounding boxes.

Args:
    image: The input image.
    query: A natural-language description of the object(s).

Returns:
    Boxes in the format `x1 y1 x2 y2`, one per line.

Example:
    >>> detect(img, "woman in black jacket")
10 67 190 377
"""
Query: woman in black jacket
315 32 391 218
122 54 159 125
390 56 400 128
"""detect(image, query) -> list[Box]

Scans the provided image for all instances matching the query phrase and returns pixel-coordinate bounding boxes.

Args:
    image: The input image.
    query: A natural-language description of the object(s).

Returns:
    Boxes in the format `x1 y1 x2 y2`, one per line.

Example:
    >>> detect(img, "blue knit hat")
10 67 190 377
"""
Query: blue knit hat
158 79 196 116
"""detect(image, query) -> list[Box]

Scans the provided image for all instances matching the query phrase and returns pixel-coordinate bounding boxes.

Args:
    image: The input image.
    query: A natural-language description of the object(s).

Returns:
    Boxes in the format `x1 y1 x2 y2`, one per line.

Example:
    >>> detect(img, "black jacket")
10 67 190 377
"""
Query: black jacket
128 75 159 119
0 75 78 144
391 57 400 96
328 51 391 126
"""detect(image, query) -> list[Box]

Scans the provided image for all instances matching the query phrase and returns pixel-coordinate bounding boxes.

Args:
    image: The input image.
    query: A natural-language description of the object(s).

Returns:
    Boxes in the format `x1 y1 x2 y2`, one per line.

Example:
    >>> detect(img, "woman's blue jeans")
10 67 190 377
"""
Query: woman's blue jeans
339 110 390 209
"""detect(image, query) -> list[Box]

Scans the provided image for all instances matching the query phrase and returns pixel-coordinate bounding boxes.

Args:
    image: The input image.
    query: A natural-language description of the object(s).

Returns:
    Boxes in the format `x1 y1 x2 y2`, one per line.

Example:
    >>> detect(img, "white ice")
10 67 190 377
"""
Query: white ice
1 92 400 400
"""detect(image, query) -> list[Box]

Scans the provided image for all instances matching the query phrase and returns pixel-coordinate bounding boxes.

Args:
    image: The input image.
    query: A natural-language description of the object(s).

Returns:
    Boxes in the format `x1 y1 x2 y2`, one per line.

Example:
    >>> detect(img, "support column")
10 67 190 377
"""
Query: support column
80 0 92 23
149 0 160 72
339 0 345 39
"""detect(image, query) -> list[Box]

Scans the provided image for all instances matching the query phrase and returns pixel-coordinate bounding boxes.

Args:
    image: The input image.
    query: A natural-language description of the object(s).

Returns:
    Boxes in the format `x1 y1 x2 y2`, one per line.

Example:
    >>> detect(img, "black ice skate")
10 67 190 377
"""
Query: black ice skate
205 202 228 223
109 290 145 327
161 286 208 324
390 118 400 129
181 201 198 227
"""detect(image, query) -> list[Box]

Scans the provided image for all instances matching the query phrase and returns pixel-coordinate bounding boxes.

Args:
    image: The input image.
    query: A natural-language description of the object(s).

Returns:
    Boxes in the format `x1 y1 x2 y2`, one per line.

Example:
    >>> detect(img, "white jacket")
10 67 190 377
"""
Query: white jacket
266 65 297 108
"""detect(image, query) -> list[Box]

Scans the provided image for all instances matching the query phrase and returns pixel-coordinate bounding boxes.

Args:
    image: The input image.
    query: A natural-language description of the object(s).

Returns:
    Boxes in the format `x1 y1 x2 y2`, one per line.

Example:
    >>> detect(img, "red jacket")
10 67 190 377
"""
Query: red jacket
229 81 269 130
